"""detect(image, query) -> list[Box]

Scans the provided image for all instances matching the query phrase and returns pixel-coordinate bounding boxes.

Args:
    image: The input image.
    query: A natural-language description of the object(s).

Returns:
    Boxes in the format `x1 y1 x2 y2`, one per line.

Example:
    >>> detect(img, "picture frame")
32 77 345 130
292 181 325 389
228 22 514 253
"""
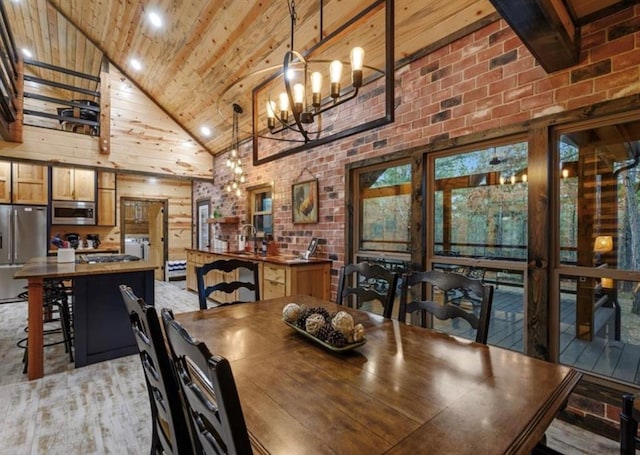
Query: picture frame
292 179 318 224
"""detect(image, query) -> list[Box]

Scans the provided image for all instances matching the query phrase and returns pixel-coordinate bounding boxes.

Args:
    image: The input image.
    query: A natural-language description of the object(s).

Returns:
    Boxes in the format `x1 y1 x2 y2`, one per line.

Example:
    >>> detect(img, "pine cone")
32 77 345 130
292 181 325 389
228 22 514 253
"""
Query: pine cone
295 307 312 328
310 306 331 323
316 324 333 342
327 329 348 348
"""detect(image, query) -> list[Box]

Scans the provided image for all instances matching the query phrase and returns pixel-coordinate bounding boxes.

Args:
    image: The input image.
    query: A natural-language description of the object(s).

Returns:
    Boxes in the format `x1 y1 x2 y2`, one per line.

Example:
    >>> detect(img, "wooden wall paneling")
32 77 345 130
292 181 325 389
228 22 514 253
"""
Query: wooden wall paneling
527 126 551 360
99 58 110 155
115 174 192 261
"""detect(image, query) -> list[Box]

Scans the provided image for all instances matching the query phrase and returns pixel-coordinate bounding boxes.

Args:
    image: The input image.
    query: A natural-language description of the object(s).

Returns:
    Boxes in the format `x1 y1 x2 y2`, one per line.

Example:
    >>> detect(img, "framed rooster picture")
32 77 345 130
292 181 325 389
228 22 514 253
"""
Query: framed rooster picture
292 179 318 224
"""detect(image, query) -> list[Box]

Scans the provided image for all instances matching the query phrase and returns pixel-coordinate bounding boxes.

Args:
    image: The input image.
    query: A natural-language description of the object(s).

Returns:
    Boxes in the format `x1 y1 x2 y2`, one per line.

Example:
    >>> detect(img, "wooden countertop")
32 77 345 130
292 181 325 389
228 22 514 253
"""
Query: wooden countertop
14 256 157 280
186 248 332 266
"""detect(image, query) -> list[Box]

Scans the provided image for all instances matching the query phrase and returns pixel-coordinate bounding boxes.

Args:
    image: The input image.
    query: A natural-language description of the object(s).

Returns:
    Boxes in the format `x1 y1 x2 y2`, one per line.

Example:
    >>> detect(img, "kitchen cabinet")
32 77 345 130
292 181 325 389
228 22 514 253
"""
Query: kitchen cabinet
0 160 9 203
52 166 95 202
11 162 48 205
186 249 332 301
97 170 116 226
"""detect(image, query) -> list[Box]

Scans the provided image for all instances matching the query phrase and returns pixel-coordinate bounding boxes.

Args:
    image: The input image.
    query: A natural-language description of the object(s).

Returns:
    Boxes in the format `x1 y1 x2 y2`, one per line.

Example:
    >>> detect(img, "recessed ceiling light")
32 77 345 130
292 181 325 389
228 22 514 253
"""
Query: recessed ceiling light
148 11 163 28
200 126 212 137
21 48 32 58
130 58 142 71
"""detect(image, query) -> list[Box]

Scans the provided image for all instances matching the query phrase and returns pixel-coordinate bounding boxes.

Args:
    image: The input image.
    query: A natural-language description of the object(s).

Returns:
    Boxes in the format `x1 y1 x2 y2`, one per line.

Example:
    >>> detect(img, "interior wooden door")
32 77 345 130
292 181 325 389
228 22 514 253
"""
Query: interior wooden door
148 202 165 280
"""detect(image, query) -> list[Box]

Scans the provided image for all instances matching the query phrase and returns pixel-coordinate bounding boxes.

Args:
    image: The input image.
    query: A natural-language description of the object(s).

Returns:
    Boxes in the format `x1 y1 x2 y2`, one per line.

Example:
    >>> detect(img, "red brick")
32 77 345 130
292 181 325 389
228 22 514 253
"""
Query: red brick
594 67 639 91
477 93 503 110
503 36 523 53
477 43 505 63
520 92 554 111
439 71 463 90
534 72 570 94
581 30 607 49
477 67 504 87
472 117 501 132
453 55 477 74
493 100 520 118
555 80 594 103
500 111 530 126
589 34 635 63
464 61 490 80
504 84 533 102
612 48 640 71
489 74 517 95
474 19 502 41
463 86 488 103
517 66 547 85
566 92 608 110
450 33 475 52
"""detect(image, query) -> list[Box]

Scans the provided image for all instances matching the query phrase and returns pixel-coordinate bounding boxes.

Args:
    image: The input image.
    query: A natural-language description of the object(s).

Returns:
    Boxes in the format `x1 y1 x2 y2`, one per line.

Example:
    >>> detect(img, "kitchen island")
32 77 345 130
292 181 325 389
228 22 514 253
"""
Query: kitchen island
14 257 156 379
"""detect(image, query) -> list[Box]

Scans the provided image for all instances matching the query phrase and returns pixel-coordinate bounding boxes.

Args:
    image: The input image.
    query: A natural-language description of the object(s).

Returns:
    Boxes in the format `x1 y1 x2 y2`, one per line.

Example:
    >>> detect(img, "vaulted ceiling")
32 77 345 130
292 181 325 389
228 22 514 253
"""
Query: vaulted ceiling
4 0 635 157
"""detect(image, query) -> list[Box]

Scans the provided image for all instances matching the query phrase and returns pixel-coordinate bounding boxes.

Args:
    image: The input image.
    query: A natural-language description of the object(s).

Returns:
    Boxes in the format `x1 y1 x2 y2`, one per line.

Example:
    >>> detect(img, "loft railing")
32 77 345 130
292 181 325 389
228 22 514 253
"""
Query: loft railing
22 59 100 136
0 0 19 130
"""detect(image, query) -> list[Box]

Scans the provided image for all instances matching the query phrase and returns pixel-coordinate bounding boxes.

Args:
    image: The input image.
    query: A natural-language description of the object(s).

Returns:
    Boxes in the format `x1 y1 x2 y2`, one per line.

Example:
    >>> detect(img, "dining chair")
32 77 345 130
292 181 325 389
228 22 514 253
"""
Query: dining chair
336 262 399 319
399 270 494 344
620 393 639 454
196 258 260 310
119 285 194 455
161 308 253 455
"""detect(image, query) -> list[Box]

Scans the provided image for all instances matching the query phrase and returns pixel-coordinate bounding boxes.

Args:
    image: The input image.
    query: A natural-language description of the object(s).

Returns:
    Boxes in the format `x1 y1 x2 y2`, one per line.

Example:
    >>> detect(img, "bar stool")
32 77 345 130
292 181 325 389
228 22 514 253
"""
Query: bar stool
17 279 74 373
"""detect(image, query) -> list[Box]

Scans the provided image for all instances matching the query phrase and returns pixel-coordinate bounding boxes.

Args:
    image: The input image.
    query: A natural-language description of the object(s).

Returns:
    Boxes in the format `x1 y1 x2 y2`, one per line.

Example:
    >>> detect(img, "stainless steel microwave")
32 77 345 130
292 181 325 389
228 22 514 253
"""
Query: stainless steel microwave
51 200 96 225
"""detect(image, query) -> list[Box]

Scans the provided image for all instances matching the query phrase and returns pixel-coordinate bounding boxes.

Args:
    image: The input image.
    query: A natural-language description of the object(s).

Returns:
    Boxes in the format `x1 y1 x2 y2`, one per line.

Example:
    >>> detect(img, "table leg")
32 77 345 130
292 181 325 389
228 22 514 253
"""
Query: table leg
27 277 44 380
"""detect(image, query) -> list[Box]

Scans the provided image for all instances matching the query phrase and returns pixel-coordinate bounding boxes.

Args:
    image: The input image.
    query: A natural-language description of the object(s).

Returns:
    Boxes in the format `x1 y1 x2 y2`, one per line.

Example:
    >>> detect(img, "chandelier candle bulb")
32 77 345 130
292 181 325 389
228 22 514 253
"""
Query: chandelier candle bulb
293 83 305 113
267 101 276 129
279 92 289 122
311 72 322 107
350 47 364 87
329 60 343 99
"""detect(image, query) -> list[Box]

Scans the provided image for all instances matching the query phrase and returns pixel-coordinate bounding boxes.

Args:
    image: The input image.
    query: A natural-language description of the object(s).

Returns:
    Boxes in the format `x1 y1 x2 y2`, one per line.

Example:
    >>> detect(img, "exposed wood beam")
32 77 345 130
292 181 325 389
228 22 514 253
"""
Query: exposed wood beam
490 0 580 73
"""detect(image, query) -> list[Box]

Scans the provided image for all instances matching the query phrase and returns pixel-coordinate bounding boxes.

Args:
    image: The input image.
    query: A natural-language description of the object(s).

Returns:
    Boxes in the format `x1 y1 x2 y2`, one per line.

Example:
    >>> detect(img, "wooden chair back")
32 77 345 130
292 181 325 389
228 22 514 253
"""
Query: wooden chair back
337 262 399 319
196 259 260 310
161 308 253 455
119 285 193 455
399 270 494 344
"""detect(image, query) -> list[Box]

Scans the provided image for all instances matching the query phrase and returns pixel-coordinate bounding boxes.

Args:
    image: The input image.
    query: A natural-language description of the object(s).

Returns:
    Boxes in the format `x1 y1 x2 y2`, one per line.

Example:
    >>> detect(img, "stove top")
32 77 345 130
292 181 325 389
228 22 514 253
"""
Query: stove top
77 254 141 264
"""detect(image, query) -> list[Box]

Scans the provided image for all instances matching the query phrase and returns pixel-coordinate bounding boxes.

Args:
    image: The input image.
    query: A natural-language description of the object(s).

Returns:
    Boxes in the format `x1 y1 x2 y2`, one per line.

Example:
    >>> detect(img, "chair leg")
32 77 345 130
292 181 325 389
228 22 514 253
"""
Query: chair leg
621 394 638 455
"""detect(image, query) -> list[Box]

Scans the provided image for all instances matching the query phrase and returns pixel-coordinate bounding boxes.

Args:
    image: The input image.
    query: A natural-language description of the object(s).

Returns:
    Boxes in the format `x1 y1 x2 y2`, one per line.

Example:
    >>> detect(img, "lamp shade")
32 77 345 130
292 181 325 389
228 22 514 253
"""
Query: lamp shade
593 235 613 253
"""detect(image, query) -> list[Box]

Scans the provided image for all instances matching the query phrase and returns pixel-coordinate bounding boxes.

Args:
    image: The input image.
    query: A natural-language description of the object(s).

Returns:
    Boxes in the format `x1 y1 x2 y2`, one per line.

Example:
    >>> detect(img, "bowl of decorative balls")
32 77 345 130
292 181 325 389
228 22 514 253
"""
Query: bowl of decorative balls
282 303 366 352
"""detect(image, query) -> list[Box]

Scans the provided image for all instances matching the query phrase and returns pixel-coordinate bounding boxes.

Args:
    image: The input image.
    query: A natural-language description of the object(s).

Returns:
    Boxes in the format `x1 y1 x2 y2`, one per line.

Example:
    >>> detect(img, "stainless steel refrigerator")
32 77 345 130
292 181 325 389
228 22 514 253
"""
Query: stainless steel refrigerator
0 205 48 300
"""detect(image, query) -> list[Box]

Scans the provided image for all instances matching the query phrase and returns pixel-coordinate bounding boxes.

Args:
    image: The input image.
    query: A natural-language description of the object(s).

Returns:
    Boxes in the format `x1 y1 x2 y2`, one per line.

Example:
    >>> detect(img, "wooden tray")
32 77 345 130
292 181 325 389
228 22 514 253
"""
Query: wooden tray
283 320 367 352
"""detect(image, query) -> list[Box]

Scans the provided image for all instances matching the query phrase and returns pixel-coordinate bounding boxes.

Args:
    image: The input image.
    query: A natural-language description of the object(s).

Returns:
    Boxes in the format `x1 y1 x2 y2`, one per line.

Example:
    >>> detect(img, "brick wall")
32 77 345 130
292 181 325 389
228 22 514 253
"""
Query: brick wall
195 5 640 305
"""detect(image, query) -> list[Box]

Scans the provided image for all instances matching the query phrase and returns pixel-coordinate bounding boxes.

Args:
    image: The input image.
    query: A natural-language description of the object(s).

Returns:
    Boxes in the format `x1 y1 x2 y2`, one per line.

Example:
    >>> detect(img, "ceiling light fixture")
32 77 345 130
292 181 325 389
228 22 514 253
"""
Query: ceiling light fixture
148 11 163 28
217 0 394 165
260 0 370 144
21 48 32 58
225 104 246 197
130 58 142 71
200 126 211 137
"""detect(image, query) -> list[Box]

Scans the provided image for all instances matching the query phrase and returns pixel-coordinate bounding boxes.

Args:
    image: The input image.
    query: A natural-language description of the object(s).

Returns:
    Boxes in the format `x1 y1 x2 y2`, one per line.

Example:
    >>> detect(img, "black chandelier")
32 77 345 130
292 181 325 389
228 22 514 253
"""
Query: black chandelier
263 0 369 143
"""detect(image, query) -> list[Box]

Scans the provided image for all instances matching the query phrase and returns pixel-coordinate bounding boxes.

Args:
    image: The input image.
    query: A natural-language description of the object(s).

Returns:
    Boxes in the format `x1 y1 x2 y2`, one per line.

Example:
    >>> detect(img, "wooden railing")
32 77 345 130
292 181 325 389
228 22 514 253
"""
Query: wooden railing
0 0 19 136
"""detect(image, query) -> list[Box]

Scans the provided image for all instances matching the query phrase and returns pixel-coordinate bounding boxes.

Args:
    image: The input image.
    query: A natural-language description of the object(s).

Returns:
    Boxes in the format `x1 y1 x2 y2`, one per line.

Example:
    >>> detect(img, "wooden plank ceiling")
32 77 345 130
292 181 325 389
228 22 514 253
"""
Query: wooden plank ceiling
3 0 634 156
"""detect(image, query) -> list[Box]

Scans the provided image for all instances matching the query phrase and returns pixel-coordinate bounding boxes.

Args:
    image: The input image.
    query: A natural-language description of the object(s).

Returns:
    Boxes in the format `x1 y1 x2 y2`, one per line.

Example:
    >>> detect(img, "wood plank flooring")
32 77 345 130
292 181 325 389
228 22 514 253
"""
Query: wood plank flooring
0 281 621 454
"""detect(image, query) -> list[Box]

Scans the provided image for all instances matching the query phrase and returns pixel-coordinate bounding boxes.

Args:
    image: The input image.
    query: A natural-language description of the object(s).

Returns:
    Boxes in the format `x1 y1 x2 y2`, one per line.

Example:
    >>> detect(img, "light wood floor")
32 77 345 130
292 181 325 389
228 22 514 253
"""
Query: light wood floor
0 280 621 454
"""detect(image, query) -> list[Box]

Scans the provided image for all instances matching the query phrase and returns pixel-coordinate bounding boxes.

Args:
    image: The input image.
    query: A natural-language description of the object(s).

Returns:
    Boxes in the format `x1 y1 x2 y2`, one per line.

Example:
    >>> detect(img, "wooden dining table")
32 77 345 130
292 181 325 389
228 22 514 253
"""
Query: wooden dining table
175 295 581 455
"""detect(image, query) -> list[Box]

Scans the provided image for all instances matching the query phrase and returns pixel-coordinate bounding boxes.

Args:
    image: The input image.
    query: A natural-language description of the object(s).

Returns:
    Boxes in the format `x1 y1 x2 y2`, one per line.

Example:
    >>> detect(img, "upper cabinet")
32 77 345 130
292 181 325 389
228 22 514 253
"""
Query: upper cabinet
0 161 9 203
97 171 116 226
0 160 48 205
52 166 95 202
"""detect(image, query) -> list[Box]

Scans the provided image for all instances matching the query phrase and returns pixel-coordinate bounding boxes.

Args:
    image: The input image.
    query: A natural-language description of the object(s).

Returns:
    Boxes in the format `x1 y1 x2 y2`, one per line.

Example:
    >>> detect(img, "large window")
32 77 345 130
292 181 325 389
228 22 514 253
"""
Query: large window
556 118 640 383
430 140 528 350
433 142 528 260
356 162 411 254
248 185 272 236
